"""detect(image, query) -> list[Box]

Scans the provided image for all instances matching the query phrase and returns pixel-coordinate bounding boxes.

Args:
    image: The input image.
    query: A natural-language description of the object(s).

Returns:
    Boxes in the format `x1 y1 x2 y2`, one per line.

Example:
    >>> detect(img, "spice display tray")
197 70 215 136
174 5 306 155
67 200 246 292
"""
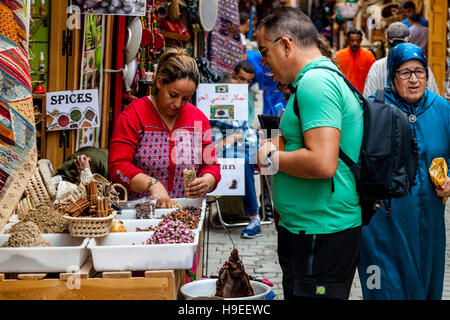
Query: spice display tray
0 234 89 273
114 219 163 232
117 208 176 219
87 231 199 271
117 197 206 221
115 217 203 233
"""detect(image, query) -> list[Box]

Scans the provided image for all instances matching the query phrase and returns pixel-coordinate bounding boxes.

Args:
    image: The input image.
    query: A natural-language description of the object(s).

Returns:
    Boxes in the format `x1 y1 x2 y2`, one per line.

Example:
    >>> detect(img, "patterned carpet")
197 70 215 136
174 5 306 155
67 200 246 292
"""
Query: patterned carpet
0 0 37 229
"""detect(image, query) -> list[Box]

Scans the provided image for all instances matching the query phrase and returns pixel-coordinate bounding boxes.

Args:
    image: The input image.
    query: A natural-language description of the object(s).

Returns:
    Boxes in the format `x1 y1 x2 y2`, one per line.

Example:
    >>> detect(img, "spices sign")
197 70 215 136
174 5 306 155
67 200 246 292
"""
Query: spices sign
46 89 99 131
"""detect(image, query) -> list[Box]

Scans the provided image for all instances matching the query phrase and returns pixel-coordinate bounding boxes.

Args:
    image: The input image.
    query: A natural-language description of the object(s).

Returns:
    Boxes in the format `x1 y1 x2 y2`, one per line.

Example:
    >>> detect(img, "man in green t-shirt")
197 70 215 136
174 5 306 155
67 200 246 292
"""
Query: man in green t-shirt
256 6 363 300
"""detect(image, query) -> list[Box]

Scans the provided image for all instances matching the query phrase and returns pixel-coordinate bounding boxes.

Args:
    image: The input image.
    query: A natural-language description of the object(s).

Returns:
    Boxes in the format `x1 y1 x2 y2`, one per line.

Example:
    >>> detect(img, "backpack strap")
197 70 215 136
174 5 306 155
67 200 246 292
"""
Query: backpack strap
290 65 364 170
374 89 385 103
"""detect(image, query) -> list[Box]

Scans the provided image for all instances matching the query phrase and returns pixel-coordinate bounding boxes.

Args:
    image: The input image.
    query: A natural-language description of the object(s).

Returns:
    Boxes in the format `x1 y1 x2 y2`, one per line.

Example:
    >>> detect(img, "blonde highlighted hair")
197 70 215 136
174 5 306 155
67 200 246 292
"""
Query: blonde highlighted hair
152 48 199 95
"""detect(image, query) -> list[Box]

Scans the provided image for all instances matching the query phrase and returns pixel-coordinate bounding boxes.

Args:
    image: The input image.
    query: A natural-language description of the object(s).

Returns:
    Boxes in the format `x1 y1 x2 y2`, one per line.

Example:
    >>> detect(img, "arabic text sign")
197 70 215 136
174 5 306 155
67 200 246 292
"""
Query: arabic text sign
208 158 245 196
46 89 99 131
196 84 248 120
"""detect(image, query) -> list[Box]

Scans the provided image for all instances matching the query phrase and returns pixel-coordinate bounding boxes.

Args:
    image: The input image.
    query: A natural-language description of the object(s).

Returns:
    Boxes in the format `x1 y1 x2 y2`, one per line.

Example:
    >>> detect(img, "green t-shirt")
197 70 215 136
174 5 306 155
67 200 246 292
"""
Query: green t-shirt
274 57 363 235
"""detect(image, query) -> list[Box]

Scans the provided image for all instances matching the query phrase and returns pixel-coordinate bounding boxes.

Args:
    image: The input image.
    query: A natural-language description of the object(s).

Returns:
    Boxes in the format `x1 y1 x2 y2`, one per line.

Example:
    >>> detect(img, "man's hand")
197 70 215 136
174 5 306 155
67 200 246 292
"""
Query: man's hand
257 131 279 167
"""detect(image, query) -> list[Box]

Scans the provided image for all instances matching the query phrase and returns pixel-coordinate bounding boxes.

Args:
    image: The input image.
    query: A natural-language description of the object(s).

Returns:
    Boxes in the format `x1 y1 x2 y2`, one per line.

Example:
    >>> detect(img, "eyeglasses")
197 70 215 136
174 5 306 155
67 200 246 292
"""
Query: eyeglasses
258 37 284 59
396 67 427 80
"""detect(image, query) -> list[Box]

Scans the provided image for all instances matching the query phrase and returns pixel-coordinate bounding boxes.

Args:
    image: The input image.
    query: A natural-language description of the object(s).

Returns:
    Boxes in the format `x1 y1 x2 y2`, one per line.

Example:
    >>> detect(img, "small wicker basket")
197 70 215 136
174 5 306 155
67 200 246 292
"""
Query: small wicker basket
64 211 116 238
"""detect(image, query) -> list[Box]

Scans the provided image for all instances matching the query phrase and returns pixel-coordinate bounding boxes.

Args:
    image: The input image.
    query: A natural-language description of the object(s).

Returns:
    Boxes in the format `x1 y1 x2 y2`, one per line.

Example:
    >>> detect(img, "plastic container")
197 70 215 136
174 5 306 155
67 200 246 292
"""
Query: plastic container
0 234 89 273
114 219 162 232
117 197 206 220
87 231 199 271
117 208 177 219
180 279 272 300
114 216 203 233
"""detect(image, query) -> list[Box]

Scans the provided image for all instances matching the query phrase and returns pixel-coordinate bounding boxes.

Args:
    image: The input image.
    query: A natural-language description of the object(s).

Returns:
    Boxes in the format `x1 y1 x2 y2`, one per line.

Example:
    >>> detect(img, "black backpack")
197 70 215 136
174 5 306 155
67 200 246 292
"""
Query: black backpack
291 66 418 225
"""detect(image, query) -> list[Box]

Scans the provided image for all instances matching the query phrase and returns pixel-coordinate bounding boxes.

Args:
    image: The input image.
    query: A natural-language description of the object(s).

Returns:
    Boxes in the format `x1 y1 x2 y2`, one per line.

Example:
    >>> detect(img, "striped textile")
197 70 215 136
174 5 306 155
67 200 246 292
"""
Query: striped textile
0 1 37 229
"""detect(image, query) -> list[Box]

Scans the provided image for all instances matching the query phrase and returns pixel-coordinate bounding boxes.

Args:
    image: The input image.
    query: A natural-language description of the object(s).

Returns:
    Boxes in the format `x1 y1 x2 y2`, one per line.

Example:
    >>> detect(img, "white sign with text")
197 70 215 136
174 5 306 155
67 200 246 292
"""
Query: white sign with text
46 89 99 131
196 83 248 121
208 158 245 196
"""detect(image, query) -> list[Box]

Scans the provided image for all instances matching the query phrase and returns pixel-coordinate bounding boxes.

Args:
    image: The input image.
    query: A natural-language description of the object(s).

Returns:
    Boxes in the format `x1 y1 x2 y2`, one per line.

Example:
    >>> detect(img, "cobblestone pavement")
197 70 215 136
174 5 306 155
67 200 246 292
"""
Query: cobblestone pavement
204 198 450 300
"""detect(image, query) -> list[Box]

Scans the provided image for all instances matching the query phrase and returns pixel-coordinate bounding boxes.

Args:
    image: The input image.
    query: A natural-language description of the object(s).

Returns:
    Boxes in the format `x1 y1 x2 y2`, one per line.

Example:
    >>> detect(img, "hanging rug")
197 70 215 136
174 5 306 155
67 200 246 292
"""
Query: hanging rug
0 1 37 230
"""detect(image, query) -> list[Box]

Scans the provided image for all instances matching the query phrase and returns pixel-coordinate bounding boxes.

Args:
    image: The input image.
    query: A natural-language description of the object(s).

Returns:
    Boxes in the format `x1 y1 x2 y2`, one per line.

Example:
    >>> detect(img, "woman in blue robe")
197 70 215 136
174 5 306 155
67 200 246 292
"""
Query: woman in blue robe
358 43 450 299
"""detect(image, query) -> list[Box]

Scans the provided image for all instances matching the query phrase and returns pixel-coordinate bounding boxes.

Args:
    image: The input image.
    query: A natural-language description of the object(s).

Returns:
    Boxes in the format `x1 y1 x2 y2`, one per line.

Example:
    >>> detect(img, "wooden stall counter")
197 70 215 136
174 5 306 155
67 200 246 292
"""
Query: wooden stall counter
0 257 186 300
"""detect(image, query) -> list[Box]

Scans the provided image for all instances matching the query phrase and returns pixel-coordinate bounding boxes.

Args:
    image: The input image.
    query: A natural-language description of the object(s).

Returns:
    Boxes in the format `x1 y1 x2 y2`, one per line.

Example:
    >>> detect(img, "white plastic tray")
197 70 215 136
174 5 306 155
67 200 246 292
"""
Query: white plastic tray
114 217 203 233
117 208 176 219
114 219 163 232
117 197 206 221
87 231 199 271
0 234 89 273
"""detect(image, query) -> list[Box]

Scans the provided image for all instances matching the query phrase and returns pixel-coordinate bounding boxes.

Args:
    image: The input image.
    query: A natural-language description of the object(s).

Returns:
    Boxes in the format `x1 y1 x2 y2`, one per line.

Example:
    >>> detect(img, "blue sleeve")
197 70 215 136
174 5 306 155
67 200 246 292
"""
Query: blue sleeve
246 50 264 90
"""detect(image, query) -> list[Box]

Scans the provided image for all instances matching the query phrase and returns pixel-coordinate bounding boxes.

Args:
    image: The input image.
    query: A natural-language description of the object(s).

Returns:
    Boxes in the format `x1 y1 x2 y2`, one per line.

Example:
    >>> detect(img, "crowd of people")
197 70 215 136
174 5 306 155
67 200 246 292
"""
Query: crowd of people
55 3 449 301
252 5 449 300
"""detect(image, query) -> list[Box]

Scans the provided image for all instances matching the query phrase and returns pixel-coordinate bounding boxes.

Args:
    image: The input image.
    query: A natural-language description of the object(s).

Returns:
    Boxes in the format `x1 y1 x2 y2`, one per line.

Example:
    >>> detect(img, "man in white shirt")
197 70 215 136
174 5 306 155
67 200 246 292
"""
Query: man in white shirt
363 22 439 98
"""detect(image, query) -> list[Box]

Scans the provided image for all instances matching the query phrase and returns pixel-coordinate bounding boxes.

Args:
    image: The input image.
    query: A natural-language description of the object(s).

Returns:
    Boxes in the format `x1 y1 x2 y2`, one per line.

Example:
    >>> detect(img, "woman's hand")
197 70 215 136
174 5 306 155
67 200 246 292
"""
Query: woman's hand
186 173 217 198
149 182 172 208
435 177 450 198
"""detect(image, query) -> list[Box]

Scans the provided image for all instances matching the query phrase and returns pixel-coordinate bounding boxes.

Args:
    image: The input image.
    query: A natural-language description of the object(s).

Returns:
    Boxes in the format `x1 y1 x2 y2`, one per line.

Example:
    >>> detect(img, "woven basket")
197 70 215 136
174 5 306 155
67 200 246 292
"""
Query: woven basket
78 174 128 208
64 211 116 238
24 167 51 207
15 195 35 220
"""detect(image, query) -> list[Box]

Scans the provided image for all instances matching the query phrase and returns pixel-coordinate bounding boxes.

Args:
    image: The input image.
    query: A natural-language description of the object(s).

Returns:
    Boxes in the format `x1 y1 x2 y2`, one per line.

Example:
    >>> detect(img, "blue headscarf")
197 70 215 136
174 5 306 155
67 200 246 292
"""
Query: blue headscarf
386 43 429 114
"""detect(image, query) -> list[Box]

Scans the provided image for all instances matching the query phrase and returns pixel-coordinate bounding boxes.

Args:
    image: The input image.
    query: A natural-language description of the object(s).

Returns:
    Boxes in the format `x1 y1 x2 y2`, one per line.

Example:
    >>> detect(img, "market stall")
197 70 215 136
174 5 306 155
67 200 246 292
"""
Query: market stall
0 162 206 300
